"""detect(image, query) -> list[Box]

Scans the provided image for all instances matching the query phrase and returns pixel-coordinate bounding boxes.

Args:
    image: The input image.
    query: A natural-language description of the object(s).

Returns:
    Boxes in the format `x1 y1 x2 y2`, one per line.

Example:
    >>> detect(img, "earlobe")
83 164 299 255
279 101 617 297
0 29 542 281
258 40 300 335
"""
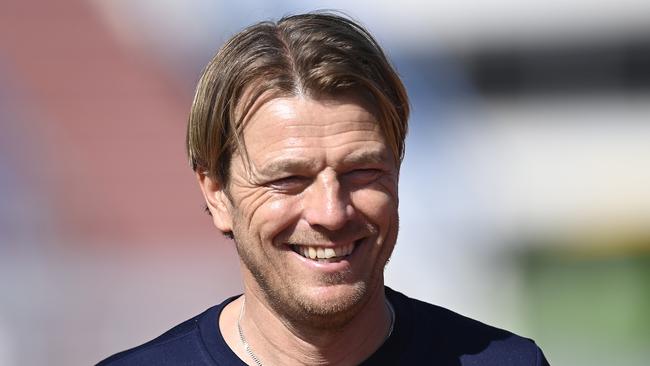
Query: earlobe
196 172 234 233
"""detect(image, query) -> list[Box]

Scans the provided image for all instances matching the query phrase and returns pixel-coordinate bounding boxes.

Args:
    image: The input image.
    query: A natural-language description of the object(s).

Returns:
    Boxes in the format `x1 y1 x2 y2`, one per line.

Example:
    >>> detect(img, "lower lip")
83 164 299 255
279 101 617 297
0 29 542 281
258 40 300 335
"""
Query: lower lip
289 240 362 272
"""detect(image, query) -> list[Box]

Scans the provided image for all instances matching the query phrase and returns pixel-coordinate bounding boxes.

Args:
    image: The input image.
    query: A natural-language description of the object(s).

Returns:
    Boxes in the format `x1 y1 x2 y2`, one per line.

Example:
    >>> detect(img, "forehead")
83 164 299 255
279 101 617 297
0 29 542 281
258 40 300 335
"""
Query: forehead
238 95 390 170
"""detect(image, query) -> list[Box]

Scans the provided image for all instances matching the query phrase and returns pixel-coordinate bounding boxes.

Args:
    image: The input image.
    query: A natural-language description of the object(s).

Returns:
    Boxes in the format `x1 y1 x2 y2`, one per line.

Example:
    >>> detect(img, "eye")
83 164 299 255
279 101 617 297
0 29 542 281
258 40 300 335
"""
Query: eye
267 176 310 192
345 168 382 185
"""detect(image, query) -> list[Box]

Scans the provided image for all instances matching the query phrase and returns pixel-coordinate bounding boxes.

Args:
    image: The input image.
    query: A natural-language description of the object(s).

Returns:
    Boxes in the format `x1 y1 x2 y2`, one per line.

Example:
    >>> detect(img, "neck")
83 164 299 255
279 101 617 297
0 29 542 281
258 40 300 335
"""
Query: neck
230 282 392 366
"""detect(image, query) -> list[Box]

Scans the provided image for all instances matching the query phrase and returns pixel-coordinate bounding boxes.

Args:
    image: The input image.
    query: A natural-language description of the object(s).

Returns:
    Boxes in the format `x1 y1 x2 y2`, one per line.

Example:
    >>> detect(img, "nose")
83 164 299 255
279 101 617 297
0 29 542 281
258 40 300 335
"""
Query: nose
302 170 353 231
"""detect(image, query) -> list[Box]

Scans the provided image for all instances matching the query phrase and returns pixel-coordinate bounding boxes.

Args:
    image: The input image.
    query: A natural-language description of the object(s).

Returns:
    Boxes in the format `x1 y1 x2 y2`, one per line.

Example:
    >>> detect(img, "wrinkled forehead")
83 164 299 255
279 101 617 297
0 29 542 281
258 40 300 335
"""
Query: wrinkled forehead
236 85 380 127
231 93 397 175
247 95 383 140
231 94 393 180
233 88 387 155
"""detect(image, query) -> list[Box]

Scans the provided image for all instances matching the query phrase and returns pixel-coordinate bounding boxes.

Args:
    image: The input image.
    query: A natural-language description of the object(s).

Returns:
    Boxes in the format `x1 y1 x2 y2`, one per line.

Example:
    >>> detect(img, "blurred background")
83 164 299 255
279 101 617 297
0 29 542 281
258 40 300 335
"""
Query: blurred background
1 0 649 365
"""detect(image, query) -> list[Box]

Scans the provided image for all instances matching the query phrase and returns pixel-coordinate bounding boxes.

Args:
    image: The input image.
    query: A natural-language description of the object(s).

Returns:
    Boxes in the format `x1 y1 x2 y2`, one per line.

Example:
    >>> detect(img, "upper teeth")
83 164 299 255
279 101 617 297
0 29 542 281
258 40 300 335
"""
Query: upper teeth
294 243 355 259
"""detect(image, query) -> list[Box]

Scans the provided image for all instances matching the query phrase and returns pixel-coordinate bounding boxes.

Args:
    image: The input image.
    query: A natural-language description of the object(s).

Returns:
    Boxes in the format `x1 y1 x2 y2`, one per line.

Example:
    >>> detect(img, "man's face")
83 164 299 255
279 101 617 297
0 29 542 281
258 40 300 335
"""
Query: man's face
203 95 399 327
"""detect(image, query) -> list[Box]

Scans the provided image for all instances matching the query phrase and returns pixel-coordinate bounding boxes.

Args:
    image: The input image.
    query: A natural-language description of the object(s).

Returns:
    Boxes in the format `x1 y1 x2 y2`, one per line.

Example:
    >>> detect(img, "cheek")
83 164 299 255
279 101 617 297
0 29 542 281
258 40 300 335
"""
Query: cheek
248 195 302 241
351 189 398 248
351 188 397 222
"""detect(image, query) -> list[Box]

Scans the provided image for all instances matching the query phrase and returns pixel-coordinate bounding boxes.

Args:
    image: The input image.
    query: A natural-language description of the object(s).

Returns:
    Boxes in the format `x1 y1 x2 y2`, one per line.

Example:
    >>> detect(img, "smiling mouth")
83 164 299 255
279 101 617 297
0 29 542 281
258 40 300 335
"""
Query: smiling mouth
290 241 359 262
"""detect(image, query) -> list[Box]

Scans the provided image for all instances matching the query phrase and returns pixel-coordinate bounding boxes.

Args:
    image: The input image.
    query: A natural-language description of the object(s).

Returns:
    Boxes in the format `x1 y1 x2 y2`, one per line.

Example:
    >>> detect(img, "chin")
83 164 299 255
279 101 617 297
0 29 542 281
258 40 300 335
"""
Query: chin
282 281 371 329
307 281 366 308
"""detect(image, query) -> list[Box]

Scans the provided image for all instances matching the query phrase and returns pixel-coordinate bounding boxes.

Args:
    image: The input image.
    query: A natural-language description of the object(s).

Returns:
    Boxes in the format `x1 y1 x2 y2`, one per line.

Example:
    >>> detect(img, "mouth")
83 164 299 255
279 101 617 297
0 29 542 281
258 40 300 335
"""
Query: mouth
290 240 360 263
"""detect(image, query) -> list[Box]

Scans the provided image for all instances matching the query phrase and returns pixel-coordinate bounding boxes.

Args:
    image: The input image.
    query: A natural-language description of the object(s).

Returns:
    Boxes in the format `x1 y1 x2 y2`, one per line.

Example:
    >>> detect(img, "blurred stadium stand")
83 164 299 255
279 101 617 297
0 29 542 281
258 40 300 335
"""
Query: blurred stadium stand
1 1 649 365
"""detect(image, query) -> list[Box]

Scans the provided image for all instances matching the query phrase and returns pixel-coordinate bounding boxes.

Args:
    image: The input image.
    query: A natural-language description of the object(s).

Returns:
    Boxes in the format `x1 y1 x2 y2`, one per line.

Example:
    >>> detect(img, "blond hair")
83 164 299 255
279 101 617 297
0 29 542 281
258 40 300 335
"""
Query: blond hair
187 12 409 185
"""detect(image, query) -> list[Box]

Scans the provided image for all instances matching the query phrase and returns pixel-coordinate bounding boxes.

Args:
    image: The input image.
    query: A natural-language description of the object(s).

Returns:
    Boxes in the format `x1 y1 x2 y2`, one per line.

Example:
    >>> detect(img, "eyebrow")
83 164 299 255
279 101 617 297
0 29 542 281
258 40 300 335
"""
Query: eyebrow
257 157 318 177
257 149 390 177
341 149 390 166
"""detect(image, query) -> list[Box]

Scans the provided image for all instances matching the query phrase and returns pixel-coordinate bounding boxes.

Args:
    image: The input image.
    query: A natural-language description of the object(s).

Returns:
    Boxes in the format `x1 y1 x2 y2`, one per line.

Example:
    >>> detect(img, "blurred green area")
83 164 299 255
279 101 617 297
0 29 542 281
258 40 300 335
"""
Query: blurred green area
520 236 650 366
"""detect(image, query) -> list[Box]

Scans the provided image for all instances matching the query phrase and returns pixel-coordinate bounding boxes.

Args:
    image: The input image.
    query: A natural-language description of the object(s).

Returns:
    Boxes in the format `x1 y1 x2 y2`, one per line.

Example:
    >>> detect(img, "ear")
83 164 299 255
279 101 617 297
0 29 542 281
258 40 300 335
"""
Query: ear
196 172 234 234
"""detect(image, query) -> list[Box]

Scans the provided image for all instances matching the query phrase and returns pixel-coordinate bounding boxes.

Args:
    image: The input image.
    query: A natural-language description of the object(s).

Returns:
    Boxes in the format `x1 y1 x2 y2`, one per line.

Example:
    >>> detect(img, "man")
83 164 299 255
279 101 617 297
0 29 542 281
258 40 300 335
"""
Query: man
99 12 549 365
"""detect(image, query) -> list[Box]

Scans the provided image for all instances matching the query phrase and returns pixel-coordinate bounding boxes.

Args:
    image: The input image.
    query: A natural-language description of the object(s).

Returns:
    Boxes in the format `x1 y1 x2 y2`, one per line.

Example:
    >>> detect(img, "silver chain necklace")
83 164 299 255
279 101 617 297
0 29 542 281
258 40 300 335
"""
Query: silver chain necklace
237 296 396 366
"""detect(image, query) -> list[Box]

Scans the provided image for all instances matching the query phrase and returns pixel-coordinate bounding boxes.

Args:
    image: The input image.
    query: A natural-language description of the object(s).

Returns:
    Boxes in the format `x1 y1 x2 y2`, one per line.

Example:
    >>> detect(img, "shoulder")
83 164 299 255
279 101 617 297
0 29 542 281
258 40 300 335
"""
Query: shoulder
384 287 549 365
96 309 211 366
96 295 241 366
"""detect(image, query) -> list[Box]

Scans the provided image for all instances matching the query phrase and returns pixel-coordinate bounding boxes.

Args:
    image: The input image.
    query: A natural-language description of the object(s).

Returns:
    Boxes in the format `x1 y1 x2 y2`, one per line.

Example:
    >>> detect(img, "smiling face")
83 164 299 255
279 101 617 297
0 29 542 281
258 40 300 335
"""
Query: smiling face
200 95 399 328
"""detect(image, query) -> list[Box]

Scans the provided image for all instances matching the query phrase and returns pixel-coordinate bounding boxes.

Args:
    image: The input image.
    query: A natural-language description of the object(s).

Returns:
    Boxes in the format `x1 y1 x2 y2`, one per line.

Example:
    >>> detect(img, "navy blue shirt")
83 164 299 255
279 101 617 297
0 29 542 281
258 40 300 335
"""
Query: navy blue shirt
98 287 550 365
